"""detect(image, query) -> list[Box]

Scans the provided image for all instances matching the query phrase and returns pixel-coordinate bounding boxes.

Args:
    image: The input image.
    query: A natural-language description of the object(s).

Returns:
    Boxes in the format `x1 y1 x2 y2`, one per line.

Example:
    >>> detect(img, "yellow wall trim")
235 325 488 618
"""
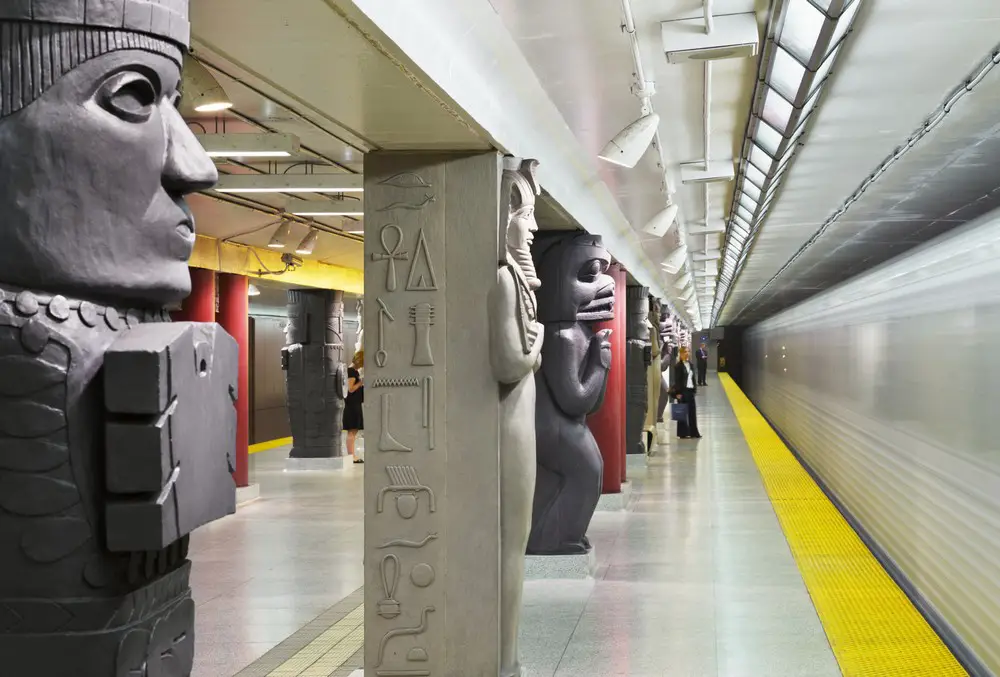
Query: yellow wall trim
249 437 292 454
190 235 363 294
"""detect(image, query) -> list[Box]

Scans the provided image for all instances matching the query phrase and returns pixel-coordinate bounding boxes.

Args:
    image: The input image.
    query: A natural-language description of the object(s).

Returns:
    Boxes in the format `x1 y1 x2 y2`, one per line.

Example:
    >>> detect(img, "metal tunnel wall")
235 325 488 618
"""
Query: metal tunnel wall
744 211 1000 675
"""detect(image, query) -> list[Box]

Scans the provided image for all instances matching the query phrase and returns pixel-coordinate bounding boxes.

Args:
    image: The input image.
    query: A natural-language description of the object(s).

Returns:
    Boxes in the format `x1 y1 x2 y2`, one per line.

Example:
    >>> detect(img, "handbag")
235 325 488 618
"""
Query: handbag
670 402 688 422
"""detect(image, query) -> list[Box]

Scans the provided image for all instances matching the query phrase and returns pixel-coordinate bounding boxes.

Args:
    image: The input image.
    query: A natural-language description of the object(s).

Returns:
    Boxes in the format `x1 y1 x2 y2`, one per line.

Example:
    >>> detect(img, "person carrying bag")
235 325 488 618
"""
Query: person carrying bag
670 347 702 439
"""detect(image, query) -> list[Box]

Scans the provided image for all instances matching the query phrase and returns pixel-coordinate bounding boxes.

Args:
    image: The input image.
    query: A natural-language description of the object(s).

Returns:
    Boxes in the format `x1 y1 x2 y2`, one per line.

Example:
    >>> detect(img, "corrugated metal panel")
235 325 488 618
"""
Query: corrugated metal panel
746 209 1000 675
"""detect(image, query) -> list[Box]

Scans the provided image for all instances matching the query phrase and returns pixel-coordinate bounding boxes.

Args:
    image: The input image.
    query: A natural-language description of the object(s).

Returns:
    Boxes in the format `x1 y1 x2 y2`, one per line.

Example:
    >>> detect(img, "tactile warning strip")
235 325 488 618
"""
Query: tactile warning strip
233 588 364 677
719 374 968 677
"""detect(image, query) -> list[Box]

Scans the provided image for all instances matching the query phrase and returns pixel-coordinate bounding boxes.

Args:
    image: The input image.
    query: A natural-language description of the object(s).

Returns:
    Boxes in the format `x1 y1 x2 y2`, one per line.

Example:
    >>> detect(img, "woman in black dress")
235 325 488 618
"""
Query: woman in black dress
671 346 701 439
344 350 365 463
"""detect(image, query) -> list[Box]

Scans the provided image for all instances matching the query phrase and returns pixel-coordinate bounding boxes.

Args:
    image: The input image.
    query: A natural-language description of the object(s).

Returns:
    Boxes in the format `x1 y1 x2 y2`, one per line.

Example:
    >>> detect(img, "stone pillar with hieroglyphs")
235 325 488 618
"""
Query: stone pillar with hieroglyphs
364 152 505 676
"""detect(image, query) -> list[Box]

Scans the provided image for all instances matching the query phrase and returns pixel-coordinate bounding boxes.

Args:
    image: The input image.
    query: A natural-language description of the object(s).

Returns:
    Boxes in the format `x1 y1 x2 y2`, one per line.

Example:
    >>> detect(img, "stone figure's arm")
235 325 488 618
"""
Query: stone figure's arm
542 328 611 417
489 268 544 385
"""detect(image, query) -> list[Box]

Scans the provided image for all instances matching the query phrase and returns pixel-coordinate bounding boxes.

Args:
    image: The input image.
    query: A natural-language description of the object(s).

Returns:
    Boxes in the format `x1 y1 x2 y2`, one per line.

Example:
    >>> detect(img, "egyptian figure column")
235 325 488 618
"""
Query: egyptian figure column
489 157 545 677
283 289 348 458
364 152 508 676
0 2 238 675
587 264 624 494
657 309 676 424
529 233 616 555
625 286 651 456
644 297 663 448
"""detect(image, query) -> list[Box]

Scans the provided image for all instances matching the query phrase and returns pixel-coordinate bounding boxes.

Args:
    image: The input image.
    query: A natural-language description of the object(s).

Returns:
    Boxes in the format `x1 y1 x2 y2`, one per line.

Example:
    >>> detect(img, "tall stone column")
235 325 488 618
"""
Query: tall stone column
587 263 625 494
218 273 250 489
364 152 518 676
171 267 216 323
283 289 348 459
625 286 651 456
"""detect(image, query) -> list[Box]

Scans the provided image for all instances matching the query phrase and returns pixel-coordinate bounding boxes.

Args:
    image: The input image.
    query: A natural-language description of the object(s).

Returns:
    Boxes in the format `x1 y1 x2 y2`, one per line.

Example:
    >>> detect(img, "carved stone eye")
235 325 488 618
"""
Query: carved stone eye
98 72 158 123
579 259 604 281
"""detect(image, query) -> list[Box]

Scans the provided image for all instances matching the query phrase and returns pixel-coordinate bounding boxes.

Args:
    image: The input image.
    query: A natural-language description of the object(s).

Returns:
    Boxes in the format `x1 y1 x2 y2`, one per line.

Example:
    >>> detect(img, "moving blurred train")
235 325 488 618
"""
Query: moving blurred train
742 208 1000 674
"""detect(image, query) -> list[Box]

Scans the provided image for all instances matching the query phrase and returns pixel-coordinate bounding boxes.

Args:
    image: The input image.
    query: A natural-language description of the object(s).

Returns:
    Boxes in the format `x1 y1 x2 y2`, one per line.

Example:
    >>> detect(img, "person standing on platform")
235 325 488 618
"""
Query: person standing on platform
672 347 701 439
345 350 365 463
696 342 709 386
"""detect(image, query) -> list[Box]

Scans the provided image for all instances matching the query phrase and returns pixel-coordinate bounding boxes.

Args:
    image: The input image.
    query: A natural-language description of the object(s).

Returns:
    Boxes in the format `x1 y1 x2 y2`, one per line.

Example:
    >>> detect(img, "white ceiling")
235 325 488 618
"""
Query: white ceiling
719 0 1000 324
490 0 765 325
184 0 491 273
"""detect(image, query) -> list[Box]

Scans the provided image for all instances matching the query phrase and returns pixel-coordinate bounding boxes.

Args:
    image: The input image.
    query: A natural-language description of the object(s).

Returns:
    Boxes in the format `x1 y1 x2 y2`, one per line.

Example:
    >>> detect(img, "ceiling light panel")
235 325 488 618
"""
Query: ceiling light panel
713 0 863 325
214 173 364 194
288 198 365 217
198 133 300 159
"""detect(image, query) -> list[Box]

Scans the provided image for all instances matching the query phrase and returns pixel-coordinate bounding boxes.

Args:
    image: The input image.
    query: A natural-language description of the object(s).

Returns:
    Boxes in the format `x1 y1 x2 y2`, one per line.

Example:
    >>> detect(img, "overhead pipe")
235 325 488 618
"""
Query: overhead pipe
701 0 714 323
620 0 700 324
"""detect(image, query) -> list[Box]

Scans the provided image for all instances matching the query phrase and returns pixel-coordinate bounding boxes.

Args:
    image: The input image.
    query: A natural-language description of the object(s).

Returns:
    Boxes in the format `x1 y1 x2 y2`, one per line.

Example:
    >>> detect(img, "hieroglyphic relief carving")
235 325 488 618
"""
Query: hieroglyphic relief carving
376 297 395 368
379 194 437 212
378 172 433 189
377 466 436 518
376 606 435 676
378 554 402 619
409 303 436 366
379 394 412 452
422 376 435 450
372 225 410 292
372 377 421 388
405 229 439 292
377 533 439 550
410 563 436 588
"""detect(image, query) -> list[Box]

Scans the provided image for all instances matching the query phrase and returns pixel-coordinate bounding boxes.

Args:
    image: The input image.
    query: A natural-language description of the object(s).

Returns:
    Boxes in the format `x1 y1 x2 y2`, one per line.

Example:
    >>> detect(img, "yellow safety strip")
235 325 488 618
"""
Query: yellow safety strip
267 603 364 676
249 437 293 455
719 374 968 677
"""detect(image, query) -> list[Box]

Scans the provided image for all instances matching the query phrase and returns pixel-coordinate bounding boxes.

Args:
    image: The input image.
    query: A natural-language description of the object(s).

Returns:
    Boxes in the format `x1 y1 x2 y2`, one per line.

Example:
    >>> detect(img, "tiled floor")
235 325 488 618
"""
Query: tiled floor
191 374 841 676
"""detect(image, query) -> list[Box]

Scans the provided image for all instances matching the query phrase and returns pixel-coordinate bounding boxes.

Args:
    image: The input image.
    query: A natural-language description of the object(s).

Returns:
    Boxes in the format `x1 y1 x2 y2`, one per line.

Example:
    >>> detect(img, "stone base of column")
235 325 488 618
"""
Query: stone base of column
596 481 632 512
524 547 598 580
236 483 261 507
626 453 647 473
656 422 671 445
284 456 353 472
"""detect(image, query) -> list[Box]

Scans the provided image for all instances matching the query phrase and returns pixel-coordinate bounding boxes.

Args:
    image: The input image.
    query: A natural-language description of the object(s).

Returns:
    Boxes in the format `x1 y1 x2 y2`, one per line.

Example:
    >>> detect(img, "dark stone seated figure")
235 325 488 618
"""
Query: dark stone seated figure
0 2 237 675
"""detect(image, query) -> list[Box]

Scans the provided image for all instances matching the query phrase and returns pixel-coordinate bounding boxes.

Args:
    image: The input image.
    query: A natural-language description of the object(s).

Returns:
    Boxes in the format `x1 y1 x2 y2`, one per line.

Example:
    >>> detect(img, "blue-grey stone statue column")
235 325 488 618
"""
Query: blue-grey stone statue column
0 2 238 674
529 233 616 555
626 286 651 455
283 289 348 458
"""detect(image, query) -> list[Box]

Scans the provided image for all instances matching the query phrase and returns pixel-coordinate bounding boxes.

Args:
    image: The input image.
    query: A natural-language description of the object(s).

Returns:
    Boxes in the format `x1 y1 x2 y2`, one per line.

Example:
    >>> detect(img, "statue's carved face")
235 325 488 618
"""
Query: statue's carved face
507 205 537 254
0 49 217 303
535 234 615 323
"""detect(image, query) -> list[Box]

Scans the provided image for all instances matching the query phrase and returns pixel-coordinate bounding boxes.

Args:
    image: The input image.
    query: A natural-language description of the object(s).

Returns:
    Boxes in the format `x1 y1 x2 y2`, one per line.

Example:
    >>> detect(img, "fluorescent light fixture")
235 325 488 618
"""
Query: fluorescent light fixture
214 173 364 194
248 283 261 297
183 57 232 113
295 229 319 255
346 230 365 235
662 13 760 63
268 220 294 249
642 202 679 237
198 133 300 159
288 198 364 217
680 161 736 184
661 245 688 275
598 113 661 169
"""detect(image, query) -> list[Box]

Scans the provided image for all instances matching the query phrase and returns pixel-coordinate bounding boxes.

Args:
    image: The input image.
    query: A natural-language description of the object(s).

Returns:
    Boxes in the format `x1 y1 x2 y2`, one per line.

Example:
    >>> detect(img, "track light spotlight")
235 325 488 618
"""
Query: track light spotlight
641 201 679 237
295 229 319 255
598 112 660 169
661 245 688 275
268 220 294 249
183 57 233 113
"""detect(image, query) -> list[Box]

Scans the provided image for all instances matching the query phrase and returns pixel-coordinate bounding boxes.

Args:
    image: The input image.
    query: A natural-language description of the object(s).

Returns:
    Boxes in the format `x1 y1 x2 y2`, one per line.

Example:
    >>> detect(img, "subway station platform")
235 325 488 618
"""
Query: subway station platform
189 374 964 677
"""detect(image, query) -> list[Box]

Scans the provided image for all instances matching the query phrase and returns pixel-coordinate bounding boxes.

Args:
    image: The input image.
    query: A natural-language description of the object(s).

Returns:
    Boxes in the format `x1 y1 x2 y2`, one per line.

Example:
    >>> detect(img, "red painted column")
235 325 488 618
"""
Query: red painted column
588 263 627 494
617 272 627 484
171 267 216 322
217 273 250 488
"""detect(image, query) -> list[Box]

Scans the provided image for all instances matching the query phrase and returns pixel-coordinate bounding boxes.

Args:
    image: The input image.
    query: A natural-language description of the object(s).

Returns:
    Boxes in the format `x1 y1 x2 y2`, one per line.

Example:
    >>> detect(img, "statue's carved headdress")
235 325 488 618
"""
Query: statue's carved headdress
500 156 542 288
0 0 189 118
